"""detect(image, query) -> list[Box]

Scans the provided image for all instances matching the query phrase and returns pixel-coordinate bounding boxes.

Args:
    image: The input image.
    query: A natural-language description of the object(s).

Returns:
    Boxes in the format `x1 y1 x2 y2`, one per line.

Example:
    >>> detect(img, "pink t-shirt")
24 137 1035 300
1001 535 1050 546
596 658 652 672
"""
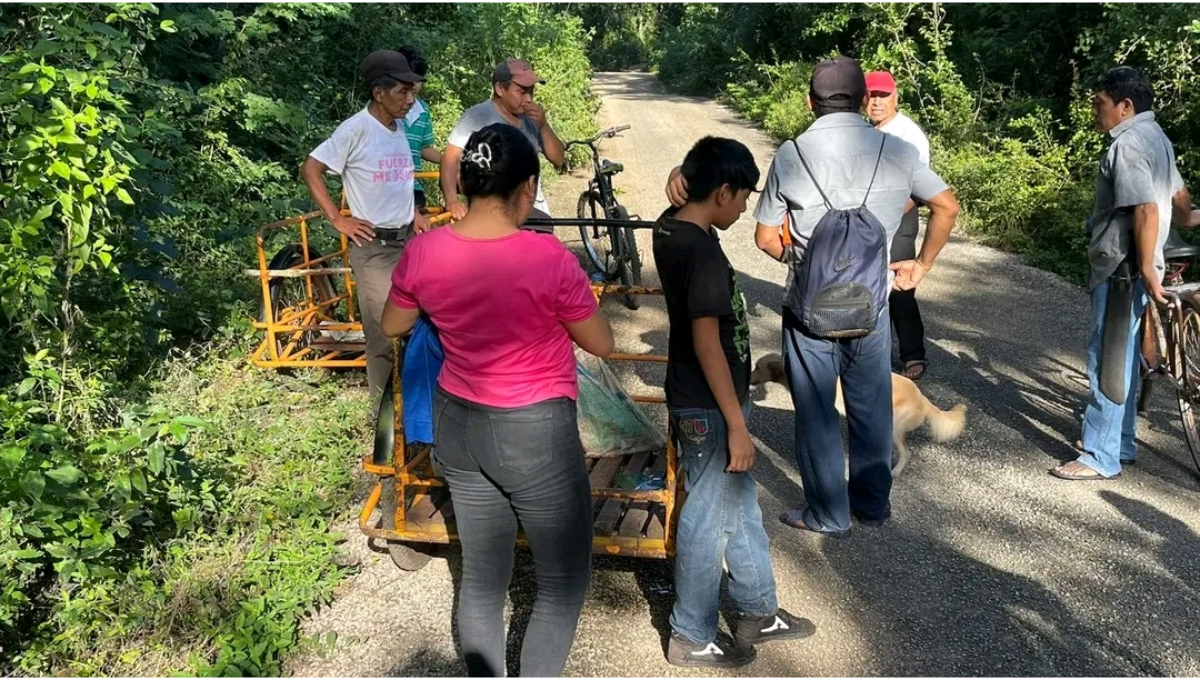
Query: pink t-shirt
389 227 599 409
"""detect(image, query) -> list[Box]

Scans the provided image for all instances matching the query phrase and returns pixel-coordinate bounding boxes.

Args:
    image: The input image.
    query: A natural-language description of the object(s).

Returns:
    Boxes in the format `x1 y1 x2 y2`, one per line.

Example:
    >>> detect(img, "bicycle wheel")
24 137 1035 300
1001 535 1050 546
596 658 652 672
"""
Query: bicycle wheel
577 191 616 278
611 204 642 310
1176 301 1200 475
617 210 643 287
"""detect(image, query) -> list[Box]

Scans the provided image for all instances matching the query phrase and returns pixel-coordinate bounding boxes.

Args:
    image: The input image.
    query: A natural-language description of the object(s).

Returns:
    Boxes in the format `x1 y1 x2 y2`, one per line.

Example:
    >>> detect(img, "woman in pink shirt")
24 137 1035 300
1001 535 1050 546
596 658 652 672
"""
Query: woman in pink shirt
382 123 613 677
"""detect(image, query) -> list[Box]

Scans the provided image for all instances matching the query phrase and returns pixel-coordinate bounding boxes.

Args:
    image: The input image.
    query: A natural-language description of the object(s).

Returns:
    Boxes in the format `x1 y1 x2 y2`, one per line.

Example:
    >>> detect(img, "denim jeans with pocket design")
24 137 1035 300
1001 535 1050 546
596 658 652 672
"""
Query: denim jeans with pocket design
667 400 778 644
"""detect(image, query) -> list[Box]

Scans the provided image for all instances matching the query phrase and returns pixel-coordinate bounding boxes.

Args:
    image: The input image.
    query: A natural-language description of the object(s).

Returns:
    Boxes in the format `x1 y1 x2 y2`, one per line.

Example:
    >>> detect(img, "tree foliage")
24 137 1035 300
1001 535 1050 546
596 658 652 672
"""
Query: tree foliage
579 2 1200 281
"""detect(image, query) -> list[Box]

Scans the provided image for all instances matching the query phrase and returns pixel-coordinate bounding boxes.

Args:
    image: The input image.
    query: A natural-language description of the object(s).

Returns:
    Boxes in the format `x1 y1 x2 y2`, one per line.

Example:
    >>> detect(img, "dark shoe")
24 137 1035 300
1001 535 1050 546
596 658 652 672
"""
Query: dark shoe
666 631 756 668
733 608 817 646
779 507 849 539
852 505 892 528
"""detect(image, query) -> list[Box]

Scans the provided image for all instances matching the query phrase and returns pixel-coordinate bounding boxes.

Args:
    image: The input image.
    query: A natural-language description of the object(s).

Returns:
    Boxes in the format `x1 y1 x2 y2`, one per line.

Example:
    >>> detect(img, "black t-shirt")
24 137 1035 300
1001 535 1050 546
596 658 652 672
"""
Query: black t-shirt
651 210 751 409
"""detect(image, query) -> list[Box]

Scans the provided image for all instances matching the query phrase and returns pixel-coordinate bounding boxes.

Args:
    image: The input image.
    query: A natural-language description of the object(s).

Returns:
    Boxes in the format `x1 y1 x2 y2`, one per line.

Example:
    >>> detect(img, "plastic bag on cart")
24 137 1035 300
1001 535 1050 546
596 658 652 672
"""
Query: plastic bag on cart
574 346 666 458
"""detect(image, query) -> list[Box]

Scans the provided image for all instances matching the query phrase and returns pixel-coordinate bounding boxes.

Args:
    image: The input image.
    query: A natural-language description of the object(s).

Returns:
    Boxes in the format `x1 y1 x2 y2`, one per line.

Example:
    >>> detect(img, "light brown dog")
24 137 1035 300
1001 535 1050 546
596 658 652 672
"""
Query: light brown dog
749 352 966 476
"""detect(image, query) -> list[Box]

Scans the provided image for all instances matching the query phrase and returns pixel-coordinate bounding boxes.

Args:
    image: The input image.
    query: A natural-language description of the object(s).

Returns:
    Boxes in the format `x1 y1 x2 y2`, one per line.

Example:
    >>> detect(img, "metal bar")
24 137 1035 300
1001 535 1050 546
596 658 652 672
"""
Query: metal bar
608 352 667 363
242 268 353 278
631 395 667 404
254 358 367 369
525 218 655 230
664 437 679 557
401 447 431 475
358 481 382 534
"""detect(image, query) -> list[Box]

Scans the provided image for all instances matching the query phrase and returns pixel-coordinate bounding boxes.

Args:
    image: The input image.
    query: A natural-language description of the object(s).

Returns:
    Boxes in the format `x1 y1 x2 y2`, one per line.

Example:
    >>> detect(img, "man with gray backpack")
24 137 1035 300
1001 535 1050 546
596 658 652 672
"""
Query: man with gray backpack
752 55 960 537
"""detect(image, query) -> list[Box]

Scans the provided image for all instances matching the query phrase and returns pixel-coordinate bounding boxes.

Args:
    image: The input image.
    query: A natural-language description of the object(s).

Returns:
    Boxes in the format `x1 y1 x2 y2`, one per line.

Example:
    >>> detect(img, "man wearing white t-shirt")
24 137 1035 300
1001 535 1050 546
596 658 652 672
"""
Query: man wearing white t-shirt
866 70 933 381
302 50 431 422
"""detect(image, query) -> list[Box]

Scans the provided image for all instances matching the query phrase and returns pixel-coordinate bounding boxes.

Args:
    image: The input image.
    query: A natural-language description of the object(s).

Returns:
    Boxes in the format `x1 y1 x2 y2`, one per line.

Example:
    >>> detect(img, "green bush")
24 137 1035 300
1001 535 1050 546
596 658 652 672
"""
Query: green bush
6 348 363 676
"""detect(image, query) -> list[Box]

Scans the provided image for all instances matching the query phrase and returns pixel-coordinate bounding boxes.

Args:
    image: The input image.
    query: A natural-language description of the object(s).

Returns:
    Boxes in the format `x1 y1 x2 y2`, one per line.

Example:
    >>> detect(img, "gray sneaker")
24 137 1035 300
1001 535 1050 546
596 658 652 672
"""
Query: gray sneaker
666 631 756 668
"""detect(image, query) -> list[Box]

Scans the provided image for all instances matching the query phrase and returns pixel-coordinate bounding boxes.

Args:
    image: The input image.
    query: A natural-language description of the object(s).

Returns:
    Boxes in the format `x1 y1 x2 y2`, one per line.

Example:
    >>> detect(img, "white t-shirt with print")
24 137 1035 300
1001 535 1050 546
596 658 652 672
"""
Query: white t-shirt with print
878 111 930 166
310 107 415 230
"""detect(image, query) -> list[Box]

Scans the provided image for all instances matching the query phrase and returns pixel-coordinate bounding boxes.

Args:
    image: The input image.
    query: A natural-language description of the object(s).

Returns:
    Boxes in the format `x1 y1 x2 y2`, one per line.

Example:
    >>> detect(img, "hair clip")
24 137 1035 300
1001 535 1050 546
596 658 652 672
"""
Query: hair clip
465 142 493 170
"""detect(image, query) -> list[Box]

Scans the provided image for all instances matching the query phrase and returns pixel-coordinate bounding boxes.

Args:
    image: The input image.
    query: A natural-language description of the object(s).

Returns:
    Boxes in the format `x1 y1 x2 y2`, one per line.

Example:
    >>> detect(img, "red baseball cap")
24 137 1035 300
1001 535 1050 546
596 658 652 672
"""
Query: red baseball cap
865 71 897 94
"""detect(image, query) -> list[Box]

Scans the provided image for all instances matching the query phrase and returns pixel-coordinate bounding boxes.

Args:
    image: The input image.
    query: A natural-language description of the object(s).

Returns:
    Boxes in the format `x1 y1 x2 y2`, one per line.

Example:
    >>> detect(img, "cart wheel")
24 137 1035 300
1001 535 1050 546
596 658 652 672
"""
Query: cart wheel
259 242 340 359
377 474 433 572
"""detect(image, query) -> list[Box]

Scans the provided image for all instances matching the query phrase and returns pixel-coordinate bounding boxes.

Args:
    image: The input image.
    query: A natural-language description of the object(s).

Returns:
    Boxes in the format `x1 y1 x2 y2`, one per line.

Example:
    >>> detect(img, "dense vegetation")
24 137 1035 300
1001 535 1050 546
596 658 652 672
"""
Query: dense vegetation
0 3 593 674
4 1 1199 675
573 2 1200 281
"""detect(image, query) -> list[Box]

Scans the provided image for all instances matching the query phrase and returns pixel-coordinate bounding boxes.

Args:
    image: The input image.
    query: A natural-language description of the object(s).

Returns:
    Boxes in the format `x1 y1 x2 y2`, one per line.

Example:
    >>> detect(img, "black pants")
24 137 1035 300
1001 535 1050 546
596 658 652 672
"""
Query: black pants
432 388 593 677
414 189 427 211
888 206 926 364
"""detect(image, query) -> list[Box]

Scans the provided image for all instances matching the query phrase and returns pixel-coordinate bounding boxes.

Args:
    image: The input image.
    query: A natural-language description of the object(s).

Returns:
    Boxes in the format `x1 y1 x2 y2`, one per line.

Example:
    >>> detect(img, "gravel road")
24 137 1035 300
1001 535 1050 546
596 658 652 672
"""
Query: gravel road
285 72 1200 677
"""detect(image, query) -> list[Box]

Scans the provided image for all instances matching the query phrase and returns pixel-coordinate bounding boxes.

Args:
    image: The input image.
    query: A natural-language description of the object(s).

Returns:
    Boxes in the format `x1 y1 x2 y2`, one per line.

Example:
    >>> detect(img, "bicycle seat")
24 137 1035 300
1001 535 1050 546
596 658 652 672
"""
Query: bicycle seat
599 159 624 176
1164 227 1200 261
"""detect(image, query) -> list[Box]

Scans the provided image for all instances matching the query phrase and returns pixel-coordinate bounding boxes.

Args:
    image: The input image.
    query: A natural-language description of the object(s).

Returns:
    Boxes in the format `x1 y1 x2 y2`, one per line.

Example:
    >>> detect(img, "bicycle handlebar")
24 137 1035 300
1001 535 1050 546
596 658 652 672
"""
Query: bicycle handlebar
565 124 632 149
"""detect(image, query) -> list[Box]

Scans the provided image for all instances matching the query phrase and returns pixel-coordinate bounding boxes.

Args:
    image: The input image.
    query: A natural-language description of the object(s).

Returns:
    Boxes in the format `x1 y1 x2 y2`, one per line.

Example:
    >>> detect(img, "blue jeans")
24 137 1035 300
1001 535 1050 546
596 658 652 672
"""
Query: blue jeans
782 307 894 533
1078 278 1147 477
668 400 778 644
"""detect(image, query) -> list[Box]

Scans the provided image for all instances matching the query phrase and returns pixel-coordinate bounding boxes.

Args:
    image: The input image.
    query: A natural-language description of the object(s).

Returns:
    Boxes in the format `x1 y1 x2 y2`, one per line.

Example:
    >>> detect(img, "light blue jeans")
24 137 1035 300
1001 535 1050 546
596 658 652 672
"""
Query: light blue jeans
667 400 778 644
1078 278 1148 477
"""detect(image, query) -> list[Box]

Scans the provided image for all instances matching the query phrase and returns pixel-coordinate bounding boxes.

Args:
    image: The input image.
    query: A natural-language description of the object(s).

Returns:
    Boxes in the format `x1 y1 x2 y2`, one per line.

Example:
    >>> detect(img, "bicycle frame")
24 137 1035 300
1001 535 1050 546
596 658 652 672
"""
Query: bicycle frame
583 140 621 218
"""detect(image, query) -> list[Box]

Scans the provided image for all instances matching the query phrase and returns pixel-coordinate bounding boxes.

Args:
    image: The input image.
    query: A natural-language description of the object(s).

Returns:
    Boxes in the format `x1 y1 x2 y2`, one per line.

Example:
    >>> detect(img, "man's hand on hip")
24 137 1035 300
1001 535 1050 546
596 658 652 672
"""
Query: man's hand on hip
332 215 376 248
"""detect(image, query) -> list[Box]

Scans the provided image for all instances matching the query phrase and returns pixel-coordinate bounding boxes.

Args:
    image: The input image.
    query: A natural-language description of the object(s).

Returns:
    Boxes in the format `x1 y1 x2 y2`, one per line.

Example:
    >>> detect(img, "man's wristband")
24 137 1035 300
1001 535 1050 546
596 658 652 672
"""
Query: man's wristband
915 258 932 272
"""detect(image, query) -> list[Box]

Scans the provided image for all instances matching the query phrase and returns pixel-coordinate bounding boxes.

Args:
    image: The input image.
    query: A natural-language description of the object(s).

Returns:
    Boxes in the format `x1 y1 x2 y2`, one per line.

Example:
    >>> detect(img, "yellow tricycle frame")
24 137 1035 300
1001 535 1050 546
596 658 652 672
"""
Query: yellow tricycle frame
246 170 448 370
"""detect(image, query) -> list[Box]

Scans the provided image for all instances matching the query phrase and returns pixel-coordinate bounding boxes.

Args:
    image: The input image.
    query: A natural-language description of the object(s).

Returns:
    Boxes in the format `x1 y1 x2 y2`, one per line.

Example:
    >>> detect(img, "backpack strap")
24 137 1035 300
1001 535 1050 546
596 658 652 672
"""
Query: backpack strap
860 135 888 208
790 139 834 211
791 136 888 210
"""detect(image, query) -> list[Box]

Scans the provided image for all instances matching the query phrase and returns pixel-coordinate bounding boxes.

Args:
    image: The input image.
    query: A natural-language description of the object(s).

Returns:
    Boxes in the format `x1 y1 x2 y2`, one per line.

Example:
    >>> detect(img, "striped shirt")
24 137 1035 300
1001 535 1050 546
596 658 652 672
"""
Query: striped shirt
403 99 436 191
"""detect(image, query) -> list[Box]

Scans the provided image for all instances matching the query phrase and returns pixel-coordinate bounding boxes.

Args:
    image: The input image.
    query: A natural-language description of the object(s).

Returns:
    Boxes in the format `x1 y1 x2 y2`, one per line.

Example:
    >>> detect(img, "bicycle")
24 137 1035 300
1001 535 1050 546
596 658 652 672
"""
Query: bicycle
1136 224 1200 476
566 124 644 310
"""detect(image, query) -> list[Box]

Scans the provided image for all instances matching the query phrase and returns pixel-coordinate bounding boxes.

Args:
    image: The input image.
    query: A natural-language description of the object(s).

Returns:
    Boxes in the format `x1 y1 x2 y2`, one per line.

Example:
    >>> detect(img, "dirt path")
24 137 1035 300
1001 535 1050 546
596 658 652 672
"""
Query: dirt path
285 72 1200 677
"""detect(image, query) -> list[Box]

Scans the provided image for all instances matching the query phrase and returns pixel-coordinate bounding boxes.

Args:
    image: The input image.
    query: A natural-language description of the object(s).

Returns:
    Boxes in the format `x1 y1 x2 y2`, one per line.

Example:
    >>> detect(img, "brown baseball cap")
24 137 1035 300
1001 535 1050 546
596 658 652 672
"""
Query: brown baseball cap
362 50 425 84
810 55 867 107
493 58 546 87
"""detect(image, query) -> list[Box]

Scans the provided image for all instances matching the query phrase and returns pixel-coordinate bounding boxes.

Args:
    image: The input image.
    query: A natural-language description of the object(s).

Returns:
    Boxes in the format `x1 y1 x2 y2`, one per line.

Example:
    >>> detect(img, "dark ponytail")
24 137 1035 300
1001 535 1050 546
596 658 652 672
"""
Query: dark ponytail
460 123 541 204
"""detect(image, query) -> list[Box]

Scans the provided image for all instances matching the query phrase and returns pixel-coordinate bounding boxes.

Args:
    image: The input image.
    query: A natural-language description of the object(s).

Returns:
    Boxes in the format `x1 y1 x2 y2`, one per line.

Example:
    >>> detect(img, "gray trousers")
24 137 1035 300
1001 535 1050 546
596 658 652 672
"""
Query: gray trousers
432 388 592 677
347 237 406 423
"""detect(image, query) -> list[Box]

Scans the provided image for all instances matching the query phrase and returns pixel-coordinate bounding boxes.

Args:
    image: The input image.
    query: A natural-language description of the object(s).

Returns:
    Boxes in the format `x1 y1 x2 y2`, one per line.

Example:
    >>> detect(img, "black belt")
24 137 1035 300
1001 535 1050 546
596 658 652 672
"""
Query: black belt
375 223 413 242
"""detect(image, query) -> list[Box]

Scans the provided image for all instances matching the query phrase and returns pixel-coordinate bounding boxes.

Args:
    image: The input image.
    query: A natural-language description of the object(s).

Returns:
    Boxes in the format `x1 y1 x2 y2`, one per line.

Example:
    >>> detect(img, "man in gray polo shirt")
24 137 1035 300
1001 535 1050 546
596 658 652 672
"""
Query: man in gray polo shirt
440 58 566 219
752 56 960 536
1053 66 1200 481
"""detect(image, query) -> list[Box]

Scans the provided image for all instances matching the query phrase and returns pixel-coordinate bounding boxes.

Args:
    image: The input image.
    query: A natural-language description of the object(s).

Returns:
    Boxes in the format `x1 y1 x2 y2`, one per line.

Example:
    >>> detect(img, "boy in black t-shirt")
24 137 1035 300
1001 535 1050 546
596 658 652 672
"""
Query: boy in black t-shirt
652 137 816 669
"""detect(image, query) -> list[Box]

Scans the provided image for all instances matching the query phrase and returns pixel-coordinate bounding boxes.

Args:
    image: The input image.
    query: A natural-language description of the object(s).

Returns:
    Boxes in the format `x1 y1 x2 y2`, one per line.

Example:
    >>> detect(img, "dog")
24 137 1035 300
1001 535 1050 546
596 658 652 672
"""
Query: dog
749 352 966 476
